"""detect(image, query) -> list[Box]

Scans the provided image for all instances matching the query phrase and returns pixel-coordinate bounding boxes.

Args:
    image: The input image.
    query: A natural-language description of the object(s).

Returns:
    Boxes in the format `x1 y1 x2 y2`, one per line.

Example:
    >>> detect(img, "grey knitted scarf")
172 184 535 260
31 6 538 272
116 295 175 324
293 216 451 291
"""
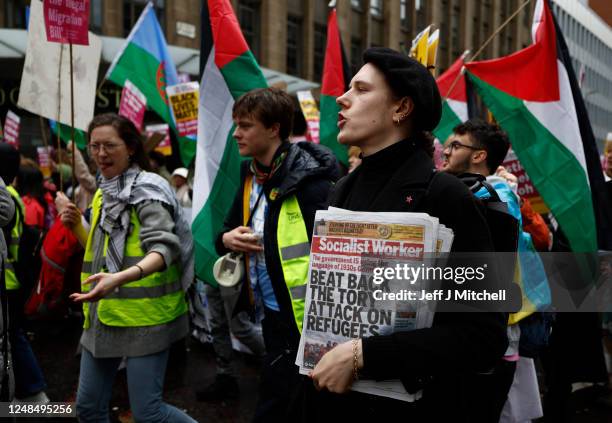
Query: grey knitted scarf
98 166 194 291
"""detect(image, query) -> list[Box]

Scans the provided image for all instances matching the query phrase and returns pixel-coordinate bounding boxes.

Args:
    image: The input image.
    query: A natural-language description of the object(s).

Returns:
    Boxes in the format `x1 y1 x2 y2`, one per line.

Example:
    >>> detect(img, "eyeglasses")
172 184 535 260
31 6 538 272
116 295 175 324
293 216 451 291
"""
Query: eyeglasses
88 143 123 154
445 140 483 152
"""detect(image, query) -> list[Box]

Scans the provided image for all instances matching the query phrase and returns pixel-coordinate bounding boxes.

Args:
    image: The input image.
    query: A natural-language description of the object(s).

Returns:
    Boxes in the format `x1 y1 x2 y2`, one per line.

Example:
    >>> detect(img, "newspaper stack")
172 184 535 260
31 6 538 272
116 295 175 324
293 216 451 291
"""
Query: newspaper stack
296 208 454 402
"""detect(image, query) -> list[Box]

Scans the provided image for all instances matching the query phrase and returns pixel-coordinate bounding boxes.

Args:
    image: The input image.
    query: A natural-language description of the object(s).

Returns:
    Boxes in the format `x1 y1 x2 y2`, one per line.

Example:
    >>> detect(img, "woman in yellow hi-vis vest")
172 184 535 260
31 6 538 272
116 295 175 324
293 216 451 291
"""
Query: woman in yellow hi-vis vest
59 114 196 423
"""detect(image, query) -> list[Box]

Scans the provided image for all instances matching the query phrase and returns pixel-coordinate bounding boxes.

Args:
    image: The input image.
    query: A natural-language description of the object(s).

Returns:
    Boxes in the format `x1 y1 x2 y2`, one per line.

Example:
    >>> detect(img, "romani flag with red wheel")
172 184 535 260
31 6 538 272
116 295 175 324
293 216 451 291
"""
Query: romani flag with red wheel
191 0 268 284
433 50 469 143
319 7 351 166
465 0 612 252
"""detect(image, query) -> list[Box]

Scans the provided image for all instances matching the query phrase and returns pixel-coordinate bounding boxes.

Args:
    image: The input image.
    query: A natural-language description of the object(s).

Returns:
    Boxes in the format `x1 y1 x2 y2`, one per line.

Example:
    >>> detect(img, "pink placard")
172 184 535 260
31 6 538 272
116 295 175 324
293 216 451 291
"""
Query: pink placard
119 81 147 131
502 149 549 214
3 111 20 150
37 147 53 179
44 0 90 45
305 120 320 144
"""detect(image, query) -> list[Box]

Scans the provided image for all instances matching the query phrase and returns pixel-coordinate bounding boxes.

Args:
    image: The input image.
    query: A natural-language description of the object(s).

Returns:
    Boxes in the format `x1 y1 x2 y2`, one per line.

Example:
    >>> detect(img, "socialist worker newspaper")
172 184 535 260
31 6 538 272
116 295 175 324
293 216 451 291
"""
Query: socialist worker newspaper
296 209 453 402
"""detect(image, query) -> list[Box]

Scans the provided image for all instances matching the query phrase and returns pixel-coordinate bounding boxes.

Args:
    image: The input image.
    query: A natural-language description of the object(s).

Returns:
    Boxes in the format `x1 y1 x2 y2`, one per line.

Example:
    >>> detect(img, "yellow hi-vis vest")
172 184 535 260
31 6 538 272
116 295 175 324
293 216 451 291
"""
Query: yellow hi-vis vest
6 186 23 290
80 189 188 329
243 175 310 332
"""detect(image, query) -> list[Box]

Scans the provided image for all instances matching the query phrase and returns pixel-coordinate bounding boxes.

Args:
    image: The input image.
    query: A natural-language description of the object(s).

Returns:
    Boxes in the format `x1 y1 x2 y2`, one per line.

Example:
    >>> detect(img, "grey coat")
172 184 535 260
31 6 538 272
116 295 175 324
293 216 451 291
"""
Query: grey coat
0 179 15 400
0 179 14 263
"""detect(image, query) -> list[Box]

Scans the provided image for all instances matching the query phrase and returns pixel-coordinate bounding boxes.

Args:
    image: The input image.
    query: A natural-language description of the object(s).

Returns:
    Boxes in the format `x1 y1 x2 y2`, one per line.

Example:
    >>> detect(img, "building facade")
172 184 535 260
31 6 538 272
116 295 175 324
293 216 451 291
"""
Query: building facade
551 0 612 149
1 0 611 151
1 0 536 78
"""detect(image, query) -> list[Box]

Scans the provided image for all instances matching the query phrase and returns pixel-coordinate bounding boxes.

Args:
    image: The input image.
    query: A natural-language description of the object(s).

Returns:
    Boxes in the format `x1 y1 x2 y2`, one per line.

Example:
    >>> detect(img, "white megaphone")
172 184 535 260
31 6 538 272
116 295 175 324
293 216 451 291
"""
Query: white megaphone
212 252 244 287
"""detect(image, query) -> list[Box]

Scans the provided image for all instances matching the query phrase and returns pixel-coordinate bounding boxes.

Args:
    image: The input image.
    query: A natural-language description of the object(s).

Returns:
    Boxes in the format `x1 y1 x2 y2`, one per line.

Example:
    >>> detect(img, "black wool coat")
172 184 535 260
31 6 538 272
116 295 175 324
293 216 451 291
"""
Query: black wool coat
304 147 509 423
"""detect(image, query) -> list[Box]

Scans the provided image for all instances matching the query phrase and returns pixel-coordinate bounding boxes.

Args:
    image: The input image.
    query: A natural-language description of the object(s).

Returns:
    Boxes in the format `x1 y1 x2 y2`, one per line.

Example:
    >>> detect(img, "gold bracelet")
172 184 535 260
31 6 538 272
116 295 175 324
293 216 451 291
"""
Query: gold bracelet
352 339 360 381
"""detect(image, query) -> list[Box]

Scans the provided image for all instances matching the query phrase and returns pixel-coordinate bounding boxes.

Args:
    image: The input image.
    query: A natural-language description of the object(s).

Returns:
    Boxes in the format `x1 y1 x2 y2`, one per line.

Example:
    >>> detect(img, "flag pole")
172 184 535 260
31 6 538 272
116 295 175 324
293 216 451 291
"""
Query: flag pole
470 0 532 63
441 50 469 102
38 117 49 151
56 45 64 193
69 42 76 202
443 0 532 102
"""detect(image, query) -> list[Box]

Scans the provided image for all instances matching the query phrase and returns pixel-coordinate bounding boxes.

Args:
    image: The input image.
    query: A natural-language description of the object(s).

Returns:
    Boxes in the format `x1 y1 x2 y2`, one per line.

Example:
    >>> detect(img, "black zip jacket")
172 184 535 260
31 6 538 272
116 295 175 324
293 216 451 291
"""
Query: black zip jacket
216 142 340 343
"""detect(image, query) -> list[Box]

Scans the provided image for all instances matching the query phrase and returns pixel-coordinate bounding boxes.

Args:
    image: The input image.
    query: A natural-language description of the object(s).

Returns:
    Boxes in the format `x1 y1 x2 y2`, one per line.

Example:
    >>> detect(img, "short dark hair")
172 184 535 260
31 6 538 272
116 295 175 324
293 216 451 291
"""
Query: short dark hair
17 162 44 200
0 143 20 185
453 119 510 174
87 113 151 171
232 88 294 140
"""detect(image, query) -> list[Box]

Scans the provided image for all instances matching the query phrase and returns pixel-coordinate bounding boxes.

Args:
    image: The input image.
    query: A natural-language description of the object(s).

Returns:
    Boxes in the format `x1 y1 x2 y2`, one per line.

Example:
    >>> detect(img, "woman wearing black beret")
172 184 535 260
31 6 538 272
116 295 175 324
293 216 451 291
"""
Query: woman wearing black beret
307 47 509 422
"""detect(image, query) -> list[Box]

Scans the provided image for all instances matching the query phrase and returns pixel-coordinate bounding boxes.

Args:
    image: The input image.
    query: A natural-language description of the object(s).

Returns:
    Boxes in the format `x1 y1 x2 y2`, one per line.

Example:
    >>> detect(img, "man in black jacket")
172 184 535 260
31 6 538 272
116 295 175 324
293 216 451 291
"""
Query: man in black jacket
215 87 339 422
309 48 508 422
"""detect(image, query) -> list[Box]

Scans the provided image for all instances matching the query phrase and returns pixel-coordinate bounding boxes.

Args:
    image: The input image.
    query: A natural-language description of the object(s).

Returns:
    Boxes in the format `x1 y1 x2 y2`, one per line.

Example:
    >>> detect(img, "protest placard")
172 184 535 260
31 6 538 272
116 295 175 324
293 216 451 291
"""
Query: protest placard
4 111 20 149
297 91 320 143
43 0 90 45
119 80 147 130
503 149 549 214
166 82 199 138
19 1 101 131
37 146 53 179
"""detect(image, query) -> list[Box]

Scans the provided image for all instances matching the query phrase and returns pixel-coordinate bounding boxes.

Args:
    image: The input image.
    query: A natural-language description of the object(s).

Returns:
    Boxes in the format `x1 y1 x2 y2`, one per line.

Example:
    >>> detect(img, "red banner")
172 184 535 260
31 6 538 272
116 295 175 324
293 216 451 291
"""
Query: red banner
118 80 147 131
44 0 90 45
502 149 549 214
3 111 20 149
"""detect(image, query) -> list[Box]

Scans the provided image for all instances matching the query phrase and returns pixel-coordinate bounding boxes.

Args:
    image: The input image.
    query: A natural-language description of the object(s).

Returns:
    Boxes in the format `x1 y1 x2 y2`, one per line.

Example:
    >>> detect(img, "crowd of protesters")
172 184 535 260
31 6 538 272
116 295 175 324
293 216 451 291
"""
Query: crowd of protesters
0 47 610 423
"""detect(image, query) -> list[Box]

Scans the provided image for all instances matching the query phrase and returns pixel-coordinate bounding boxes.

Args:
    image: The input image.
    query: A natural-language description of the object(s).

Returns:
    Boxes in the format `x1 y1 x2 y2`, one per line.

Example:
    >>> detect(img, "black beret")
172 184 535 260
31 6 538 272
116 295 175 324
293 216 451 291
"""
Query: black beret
0 143 20 185
363 47 442 132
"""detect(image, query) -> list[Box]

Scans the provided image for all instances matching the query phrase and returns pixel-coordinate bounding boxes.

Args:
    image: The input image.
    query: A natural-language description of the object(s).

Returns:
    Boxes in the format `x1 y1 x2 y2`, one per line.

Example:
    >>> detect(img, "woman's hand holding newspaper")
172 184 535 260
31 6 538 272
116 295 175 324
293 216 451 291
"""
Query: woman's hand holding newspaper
310 339 363 393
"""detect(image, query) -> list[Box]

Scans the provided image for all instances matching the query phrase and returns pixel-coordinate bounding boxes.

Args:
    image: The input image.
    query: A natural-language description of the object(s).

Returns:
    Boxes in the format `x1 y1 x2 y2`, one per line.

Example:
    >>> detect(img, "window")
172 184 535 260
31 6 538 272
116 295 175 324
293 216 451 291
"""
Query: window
439 0 449 64
314 24 327 82
472 12 480 49
499 0 515 56
400 0 411 31
351 38 362 77
4 0 27 28
351 0 363 11
482 0 491 55
416 0 426 32
286 15 302 76
90 0 103 33
238 0 261 61
124 0 164 37
370 0 383 18
450 0 461 60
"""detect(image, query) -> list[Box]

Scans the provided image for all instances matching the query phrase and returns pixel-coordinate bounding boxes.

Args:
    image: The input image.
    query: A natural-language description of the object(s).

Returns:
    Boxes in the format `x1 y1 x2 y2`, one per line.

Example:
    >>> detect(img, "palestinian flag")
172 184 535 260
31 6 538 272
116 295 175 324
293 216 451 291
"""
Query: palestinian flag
105 2 196 166
319 8 351 166
465 0 612 252
191 0 267 284
433 51 469 143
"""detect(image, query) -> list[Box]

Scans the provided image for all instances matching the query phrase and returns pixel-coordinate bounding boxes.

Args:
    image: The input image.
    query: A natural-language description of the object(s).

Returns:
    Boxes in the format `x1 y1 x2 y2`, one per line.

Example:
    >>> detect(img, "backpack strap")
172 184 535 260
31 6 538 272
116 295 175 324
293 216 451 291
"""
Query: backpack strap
476 180 511 215
458 173 511 215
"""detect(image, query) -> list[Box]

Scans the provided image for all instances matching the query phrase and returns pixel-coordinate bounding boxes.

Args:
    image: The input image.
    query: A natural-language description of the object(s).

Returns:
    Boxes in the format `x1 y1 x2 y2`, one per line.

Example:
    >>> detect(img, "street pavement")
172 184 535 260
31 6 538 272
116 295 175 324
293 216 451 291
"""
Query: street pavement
26 316 260 423
21 316 612 423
